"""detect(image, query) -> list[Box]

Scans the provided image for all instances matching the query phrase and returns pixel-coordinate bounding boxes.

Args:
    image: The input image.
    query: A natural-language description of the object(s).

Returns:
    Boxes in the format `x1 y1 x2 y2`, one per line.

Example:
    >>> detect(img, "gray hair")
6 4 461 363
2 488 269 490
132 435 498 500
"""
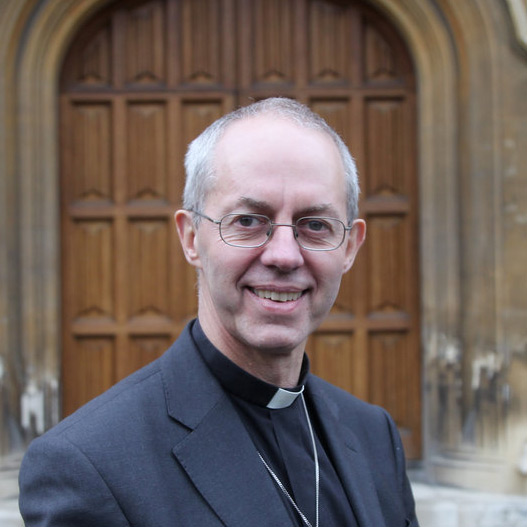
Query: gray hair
183 97 360 223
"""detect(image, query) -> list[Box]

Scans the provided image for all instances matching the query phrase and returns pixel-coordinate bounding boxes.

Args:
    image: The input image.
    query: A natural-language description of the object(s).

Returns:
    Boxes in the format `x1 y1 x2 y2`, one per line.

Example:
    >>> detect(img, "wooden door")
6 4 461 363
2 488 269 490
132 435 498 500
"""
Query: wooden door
60 0 421 457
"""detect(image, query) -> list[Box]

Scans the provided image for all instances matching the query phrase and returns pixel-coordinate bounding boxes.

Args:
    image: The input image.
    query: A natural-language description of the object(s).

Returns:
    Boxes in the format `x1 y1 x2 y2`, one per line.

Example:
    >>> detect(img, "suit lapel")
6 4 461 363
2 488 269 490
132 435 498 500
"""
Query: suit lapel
173 395 291 527
161 326 293 527
308 381 388 527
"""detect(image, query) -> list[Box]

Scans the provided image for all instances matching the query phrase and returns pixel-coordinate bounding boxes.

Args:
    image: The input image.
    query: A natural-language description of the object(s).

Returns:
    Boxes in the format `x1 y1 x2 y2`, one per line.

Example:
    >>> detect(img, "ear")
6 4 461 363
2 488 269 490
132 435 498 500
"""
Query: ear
175 209 202 268
342 219 366 274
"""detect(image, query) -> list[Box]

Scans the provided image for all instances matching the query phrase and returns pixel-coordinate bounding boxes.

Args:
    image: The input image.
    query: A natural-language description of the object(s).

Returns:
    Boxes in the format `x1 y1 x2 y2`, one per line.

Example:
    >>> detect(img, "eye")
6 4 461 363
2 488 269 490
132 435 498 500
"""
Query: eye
234 214 263 228
223 213 269 231
299 218 331 232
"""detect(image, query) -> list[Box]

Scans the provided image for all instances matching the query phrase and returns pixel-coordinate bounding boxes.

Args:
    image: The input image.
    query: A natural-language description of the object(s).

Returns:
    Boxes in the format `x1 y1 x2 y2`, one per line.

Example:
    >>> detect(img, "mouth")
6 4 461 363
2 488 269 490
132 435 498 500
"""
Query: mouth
250 288 304 303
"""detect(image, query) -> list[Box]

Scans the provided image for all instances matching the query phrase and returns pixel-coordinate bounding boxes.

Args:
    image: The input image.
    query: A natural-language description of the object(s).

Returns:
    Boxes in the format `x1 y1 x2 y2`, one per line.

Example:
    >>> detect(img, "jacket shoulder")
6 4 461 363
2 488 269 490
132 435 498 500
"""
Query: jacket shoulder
39 323 198 443
308 373 387 417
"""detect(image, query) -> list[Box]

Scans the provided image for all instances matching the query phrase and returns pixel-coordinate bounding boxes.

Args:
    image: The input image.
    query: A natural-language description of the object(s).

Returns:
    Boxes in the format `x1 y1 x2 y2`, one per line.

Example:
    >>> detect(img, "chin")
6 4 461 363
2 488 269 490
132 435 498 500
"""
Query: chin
240 325 309 355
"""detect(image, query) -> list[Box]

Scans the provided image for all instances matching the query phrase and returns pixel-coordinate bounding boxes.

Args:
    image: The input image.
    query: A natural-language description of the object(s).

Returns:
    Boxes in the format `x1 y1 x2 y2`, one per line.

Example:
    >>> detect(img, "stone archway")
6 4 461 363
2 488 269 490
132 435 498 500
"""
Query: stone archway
2 0 456 458
5 0 522 494
5 0 456 447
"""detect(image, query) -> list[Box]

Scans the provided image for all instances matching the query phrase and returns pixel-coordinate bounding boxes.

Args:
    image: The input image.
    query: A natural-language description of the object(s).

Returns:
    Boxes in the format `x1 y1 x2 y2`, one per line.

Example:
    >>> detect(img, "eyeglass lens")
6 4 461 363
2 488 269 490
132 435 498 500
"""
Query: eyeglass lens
219 213 345 250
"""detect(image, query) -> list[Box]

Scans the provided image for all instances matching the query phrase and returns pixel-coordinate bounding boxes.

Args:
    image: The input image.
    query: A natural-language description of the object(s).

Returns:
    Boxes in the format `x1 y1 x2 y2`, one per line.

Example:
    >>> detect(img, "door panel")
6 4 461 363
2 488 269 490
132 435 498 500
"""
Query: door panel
60 0 421 458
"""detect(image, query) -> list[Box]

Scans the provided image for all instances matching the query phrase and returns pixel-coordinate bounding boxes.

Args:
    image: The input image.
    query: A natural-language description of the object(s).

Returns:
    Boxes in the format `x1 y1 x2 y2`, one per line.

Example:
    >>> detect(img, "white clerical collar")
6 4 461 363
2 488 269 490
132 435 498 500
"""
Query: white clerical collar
266 386 305 409
191 319 309 409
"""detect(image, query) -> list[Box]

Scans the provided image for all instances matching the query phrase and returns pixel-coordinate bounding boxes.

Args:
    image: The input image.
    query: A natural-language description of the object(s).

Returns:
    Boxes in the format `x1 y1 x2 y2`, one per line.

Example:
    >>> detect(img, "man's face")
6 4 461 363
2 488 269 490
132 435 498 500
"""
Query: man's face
177 115 365 366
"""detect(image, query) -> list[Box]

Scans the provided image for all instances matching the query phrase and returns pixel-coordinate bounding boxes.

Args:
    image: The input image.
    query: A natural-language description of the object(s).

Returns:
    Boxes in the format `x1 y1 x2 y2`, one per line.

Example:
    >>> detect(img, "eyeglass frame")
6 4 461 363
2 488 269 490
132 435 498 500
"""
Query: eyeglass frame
189 210 353 252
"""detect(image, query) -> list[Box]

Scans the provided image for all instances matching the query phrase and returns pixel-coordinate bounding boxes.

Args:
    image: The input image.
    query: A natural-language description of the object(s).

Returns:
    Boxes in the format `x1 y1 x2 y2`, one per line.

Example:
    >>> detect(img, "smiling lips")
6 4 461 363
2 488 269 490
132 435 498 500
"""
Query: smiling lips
252 288 303 303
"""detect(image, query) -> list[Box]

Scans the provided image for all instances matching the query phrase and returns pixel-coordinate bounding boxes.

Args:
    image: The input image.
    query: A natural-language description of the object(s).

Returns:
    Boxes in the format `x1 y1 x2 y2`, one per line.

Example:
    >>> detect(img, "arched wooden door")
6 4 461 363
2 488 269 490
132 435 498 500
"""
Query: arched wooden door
60 0 421 458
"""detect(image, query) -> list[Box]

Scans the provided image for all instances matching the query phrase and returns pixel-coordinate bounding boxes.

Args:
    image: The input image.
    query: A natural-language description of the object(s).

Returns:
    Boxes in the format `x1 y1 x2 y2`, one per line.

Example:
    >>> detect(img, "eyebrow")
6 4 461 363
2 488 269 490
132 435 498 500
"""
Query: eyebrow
235 197 269 211
234 197 342 218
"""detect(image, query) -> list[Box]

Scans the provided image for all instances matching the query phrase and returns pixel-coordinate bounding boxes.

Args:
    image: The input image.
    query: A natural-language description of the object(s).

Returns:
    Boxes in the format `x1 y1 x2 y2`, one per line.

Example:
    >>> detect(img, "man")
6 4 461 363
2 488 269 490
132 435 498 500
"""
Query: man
19 98 419 527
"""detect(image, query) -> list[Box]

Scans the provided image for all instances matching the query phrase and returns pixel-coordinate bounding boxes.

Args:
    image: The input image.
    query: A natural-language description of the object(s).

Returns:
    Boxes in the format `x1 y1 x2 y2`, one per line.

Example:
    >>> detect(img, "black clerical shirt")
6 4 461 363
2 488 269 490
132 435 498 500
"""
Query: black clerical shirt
191 320 358 527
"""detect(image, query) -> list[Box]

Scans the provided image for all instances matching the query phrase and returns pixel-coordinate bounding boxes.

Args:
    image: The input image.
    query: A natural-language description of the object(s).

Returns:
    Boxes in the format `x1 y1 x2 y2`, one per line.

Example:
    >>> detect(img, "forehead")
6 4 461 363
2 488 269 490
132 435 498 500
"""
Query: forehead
208 115 347 216
213 115 344 181
216 114 338 158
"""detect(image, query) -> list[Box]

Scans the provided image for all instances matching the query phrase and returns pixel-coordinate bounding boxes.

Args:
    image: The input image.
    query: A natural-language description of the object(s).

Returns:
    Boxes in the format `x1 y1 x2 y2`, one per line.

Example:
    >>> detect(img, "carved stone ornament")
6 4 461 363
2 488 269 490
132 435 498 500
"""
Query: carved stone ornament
506 0 527 54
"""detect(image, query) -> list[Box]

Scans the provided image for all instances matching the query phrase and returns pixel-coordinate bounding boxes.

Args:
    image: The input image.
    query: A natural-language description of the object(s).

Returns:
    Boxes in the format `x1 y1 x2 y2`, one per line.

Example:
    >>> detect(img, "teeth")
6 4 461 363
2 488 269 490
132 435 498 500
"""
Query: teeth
254 289 302 302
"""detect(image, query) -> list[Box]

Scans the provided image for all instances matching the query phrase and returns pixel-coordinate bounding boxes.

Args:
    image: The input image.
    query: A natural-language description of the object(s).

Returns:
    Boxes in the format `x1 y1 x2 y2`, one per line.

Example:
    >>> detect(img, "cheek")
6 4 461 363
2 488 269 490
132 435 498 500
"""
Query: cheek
200 247 249 292
314 259 345 300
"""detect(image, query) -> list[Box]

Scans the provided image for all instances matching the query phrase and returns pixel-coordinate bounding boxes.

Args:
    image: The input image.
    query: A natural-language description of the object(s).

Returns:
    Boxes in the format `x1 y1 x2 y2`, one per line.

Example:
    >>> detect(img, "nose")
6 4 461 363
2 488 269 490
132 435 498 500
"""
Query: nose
260 224 305 271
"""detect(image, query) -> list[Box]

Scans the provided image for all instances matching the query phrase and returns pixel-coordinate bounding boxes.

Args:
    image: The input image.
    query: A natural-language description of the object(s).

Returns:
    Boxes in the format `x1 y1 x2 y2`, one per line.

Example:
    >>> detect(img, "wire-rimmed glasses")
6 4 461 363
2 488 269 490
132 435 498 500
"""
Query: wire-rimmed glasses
191 211 352 251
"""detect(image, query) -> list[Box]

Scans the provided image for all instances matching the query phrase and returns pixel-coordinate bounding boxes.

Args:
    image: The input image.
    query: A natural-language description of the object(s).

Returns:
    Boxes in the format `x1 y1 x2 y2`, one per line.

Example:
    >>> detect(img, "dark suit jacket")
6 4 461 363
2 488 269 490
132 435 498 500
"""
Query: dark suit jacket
19 322 419 527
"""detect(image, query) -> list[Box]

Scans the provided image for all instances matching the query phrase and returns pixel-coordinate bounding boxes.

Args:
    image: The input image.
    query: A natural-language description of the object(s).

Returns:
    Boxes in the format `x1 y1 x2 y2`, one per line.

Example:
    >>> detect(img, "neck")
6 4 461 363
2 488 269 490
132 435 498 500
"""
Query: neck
226 346 304 388
198 317 305 388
